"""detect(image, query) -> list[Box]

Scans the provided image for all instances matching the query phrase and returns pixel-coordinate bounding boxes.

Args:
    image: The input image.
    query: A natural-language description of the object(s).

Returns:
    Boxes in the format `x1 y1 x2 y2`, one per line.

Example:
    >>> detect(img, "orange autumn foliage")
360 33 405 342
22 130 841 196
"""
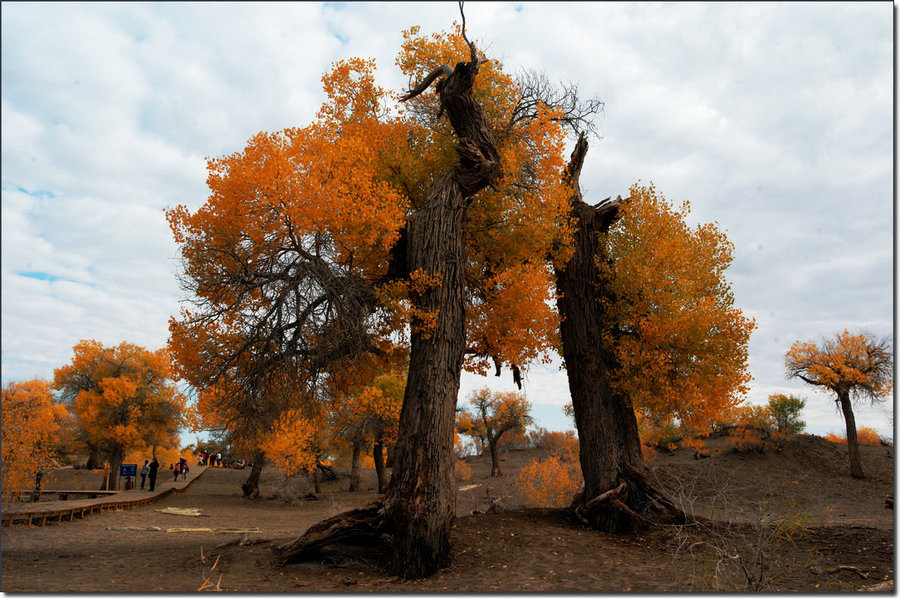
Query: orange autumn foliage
517 455 582 508
167 24 575 419
606 183 756 433
53 340 186 476
528 428 579 463
454 459 472 481
260 407 322 476
2 380 70 502
722 403 787 453
328 357 405 451
825 427 882 447
786 330 893 400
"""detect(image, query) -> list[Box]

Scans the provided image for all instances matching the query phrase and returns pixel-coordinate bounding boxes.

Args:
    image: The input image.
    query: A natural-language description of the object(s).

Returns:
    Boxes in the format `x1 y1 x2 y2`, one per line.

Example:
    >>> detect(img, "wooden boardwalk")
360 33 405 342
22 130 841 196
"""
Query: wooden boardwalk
2 465 209 527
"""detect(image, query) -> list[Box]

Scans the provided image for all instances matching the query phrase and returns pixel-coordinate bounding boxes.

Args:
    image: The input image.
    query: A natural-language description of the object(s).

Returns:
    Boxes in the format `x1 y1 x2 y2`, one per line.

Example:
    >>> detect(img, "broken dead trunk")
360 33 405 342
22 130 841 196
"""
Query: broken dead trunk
241 451 265 499
554 134 682 532
276 48 499 579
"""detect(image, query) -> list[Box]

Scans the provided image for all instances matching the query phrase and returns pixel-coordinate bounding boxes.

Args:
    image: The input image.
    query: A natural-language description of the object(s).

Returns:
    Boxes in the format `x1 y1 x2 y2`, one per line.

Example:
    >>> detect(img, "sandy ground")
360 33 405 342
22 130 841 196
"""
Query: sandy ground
1 433 893 592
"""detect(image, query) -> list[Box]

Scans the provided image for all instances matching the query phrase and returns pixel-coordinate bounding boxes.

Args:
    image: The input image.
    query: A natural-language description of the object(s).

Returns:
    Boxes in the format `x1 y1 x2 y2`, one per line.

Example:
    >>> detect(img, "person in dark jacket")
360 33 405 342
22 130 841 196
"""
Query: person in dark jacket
148 458 159 491
140 459 149 490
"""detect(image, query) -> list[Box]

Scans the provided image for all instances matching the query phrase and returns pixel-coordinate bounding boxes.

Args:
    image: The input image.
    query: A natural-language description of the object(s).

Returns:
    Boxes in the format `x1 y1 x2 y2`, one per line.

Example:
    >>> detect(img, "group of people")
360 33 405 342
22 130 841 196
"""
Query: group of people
197 450 223 467
137 456 191 491
139 458 159 491
173 457 189 481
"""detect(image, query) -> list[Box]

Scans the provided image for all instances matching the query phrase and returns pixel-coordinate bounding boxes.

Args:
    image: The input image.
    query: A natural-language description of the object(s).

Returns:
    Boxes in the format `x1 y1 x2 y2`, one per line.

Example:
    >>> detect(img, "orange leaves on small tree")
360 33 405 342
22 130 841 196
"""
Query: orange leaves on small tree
53 340 186 490
260 408 321 476
1 380 69 502
786 330 893 399
517 455 581 509
455 388 532 477
824 427 883 447
606 183 756 434
786 329 892 478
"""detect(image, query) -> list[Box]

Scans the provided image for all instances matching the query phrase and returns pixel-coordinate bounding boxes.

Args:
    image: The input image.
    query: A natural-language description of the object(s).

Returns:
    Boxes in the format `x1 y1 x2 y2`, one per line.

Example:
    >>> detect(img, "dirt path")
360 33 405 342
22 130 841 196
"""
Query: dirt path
1 435 894 592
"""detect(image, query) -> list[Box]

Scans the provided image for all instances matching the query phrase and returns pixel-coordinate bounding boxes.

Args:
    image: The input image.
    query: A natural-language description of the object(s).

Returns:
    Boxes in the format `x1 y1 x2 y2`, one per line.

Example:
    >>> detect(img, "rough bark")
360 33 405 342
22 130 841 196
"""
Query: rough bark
349 442 362 492
488 436 502 477
32 469 44 502
310 467 321 495
85 444 103 470
101 445 126 491
383 55 500 578
838 390 865 478
554 134 682 532
241 451 265 498
276 50 499 580
373 440 387 494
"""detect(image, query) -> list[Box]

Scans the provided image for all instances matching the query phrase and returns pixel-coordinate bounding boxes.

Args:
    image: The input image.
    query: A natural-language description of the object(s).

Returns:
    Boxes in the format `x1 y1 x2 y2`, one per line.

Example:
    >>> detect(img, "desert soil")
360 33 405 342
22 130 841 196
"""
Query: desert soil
1 433 894 592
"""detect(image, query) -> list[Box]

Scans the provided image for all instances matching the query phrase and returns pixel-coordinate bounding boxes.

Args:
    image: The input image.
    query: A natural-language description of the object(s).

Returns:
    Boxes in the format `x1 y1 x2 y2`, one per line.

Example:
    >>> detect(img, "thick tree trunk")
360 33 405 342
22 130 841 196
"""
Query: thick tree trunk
311 467 321 495
102 445 125 491
382 56 500 579
349 442 362 492
554 135 681 532
85 444 103 470
276 52 500 580
373 440 387 494
838 391 864 478
32 468 44 502
241 451 265 498
488 437 502 477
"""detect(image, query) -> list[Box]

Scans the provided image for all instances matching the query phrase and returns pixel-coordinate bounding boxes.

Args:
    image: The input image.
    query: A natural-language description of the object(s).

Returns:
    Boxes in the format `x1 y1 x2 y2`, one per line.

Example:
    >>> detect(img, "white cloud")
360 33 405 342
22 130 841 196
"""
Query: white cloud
1 2 892 439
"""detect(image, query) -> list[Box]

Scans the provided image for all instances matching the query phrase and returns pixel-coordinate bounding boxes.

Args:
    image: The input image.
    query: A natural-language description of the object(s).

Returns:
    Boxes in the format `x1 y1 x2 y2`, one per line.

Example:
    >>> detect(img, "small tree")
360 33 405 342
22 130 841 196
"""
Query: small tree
54 340 186 490
785 330 892 478
767 394 806 434
1 380 69 502
456 388 532 477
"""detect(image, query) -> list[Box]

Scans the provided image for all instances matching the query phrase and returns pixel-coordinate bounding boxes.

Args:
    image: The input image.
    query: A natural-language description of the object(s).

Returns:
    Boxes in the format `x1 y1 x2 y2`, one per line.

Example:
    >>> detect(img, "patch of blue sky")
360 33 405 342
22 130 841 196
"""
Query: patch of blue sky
15 271 94 287
16 271 64 283
1 183 56 199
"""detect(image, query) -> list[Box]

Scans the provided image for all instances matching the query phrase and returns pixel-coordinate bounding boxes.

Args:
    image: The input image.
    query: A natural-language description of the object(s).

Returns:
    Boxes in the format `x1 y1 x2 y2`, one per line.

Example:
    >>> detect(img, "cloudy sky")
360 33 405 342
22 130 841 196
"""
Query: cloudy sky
2 2 893 439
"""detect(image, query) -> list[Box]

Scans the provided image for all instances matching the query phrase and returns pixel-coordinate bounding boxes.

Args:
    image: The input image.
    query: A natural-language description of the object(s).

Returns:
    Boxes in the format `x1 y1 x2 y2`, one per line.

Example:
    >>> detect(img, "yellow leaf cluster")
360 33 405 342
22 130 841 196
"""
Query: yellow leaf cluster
260 408 321 476
53 340 186 458
607 183 756 433
517 455 581 508
2 380 68 502
785 330 893 397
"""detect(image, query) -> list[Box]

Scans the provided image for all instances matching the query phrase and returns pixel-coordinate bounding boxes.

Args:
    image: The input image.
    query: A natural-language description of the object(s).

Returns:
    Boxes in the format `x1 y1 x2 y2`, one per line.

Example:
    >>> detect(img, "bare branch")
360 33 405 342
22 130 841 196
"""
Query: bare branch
400 64 454 102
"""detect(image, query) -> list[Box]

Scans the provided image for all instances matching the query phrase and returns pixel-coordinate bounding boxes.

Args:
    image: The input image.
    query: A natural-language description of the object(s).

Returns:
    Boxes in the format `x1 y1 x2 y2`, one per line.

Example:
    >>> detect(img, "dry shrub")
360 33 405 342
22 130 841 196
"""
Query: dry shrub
825 427 883 446
273 471 316 503
680 436 709 458
496 428 530 452
723 404 785 453
637 415 682 452
517 455 581 508
641 443 658 463
529 428 579 462
856 427 882 446
454 459 472 481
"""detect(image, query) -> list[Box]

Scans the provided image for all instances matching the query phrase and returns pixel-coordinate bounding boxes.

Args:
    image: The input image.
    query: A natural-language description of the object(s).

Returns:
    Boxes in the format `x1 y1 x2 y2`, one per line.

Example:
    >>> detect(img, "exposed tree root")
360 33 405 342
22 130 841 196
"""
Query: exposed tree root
275 501 390 565
573 465 684 532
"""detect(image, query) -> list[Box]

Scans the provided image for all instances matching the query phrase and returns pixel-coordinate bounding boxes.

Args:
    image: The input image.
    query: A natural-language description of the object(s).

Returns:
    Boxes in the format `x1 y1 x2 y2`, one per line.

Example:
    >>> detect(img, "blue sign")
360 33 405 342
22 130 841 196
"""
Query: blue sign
120 464 137 477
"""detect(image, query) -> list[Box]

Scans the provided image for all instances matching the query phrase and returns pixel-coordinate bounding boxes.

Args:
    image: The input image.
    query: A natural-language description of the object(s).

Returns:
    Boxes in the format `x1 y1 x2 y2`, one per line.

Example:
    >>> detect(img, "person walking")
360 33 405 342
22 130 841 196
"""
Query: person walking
173 460 181 482
140 459 149 490
148 457 159 491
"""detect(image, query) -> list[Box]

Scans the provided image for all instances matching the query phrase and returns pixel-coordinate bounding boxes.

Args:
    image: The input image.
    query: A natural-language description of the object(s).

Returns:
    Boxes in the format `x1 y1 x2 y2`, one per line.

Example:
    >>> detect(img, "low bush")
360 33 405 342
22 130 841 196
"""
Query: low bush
517 455 581 508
